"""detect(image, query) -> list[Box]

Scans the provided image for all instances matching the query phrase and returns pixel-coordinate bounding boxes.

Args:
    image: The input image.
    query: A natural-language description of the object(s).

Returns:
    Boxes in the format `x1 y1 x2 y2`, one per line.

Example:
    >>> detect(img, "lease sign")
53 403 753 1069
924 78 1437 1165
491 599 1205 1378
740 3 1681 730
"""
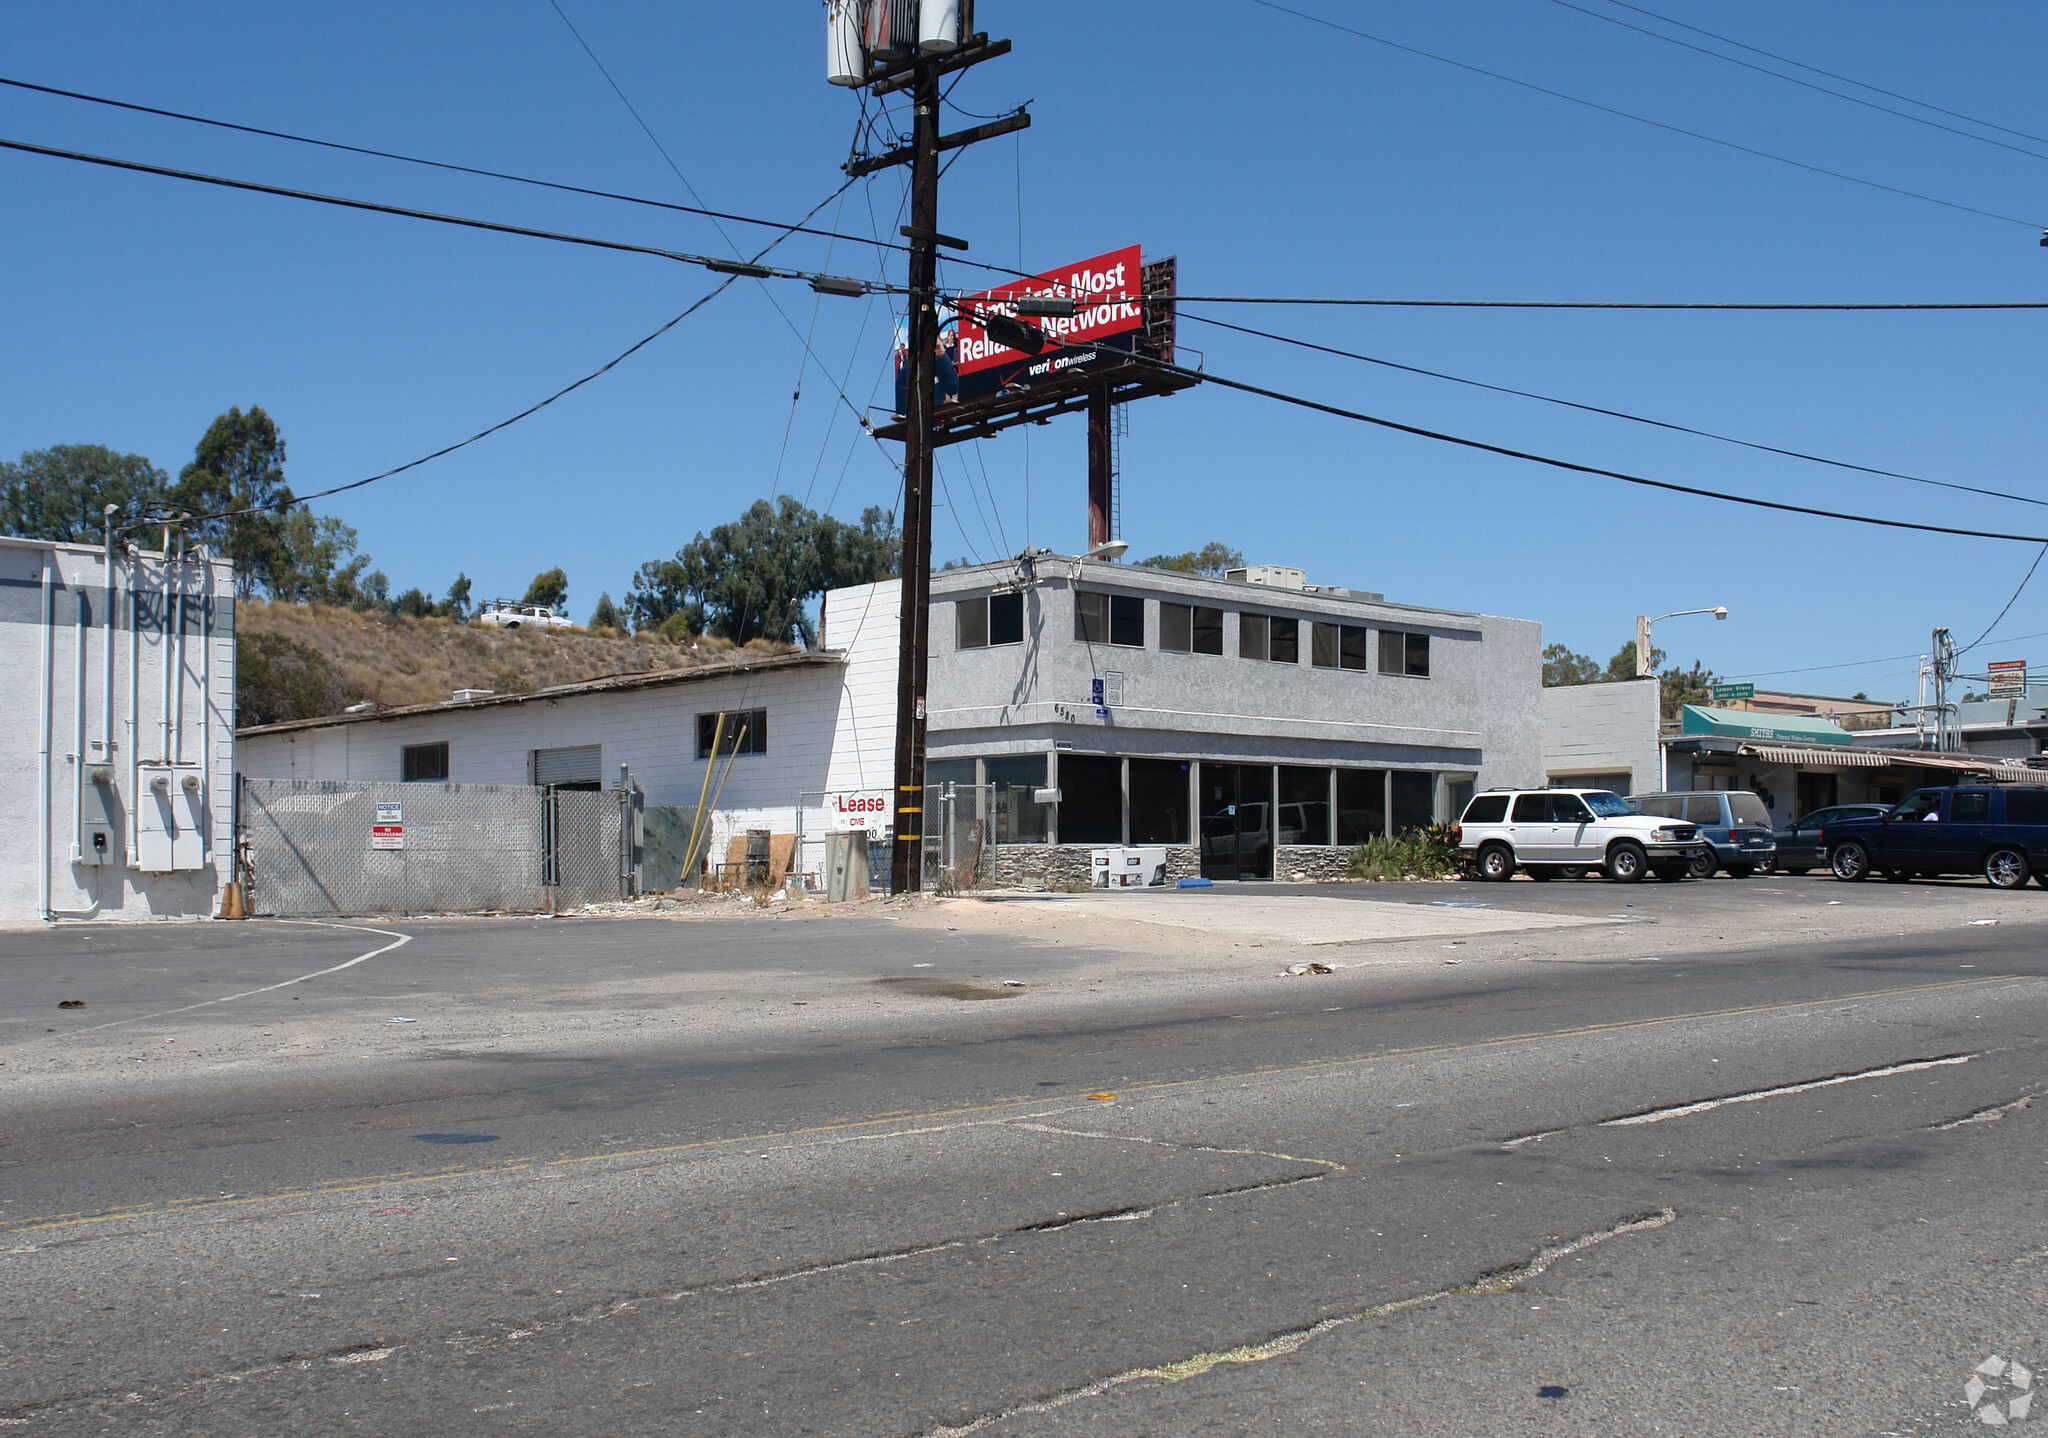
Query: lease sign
956 245 1144 375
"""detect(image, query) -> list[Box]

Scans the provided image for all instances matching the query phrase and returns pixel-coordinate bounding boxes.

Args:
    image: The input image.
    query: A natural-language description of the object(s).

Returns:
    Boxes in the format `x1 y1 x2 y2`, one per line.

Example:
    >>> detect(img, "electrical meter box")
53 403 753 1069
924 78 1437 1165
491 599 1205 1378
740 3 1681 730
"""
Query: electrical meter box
78 765 119 867
136 764 208 873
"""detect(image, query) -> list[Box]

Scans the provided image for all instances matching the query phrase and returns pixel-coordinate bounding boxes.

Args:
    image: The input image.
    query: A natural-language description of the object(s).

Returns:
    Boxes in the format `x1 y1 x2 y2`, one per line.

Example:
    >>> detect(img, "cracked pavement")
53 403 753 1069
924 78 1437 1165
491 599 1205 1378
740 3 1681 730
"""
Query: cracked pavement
1 883 2044 1434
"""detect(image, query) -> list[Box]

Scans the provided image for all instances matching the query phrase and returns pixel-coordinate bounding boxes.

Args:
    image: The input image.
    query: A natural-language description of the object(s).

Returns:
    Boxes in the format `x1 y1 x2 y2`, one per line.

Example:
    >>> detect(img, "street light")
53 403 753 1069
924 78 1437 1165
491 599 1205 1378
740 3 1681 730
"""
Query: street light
1084 539 1129 561
1637 606 1727 677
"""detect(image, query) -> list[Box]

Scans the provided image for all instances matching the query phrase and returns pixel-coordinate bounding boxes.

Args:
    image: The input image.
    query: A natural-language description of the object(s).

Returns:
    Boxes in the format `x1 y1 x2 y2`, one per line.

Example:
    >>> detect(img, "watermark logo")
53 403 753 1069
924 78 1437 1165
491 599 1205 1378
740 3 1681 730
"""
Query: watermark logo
1966 1355 2033 1426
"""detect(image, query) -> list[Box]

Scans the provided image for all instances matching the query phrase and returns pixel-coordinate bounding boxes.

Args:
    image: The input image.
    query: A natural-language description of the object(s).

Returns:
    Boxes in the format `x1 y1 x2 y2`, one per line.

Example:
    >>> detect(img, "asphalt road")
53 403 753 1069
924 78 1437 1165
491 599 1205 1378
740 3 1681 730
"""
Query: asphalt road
2 893 2044 1436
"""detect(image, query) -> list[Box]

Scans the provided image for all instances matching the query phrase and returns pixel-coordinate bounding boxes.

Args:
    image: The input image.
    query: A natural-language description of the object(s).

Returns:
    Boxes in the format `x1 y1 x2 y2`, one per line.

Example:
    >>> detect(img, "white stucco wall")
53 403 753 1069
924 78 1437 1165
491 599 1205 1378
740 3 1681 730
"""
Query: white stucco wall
1 538 235 922
1541 678 1662 795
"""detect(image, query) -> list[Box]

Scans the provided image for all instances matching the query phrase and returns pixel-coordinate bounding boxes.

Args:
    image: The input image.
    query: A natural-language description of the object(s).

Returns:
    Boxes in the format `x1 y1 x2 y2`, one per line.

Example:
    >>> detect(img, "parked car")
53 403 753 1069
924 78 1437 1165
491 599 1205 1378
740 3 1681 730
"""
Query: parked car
472 599 574 631
1770 803 1892 875
1454 788 1706 883
1824 785 2048 889
1632 790 1776 878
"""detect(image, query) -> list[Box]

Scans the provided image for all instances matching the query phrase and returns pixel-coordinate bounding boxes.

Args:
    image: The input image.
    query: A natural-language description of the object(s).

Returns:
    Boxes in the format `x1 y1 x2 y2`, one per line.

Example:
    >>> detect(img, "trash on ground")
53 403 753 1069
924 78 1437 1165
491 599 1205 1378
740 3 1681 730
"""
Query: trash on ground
1002 980 1026 987
1970 919 2000 926
1431 900 1494 908
57 1000 85 1009
1444 941 1466 948
1282 962 1337 976
389 1017 418 1024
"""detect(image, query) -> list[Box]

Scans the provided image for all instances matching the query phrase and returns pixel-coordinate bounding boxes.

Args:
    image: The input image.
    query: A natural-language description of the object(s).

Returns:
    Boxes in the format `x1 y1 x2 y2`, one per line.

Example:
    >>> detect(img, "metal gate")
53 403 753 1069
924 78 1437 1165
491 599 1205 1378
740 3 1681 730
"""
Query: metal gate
241 777 639 917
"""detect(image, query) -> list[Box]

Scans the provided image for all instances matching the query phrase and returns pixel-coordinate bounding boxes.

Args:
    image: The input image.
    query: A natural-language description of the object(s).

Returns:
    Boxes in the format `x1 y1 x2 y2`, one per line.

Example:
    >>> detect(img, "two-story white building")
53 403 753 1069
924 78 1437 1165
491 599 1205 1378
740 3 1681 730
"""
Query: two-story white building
236 554 1544 888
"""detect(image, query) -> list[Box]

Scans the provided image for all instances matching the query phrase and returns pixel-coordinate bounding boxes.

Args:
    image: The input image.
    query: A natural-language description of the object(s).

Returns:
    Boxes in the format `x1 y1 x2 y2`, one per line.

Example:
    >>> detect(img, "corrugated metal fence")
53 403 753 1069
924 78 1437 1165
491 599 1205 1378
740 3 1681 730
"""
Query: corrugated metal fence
240 778 640 917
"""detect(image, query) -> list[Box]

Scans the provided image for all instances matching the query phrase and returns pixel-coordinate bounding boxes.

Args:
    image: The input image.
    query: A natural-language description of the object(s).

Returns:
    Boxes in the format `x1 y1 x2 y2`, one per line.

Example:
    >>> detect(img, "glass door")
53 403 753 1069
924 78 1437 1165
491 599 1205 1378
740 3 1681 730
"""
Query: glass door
1200 764 1274 880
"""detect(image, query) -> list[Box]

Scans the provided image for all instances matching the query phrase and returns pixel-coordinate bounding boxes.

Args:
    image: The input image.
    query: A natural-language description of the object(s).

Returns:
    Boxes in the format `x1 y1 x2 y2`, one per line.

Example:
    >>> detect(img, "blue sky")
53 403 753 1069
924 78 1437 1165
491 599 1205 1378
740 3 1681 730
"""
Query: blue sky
6 2 2047 704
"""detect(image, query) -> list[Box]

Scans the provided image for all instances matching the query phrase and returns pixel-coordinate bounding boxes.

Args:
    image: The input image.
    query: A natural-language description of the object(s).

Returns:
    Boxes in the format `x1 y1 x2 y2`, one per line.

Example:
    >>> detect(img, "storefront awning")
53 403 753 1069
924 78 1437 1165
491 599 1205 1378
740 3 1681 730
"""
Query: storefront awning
1741 744 1885 768
1681 704 1857 746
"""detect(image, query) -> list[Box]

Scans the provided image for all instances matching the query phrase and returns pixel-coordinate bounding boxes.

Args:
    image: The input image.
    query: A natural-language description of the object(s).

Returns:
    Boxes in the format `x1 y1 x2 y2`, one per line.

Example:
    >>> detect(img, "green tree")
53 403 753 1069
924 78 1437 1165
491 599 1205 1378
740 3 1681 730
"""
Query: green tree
1660 659 1719 719
438 573 472 622
1541 643 1601 687
628 498 899 643
171 407 295 596
523 567 569 611
1137 542 1242 576
265 509 370 604
235 633 353 726
1 444 169 542
588 592 621 630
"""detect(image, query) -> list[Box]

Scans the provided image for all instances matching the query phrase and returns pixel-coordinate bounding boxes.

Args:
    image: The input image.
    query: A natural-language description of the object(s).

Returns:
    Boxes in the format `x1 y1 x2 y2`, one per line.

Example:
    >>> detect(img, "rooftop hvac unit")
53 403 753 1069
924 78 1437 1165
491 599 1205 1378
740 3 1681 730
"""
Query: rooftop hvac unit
826 0 865 85
918 0 960 53
866 0 917 58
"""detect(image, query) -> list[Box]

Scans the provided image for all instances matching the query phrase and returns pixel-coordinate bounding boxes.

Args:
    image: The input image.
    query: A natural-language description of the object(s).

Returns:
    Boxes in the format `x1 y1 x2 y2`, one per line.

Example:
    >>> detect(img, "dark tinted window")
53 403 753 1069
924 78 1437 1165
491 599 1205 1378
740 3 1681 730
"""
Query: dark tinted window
1406 632 1430 678
1075 592 1106 643
1797 808 1838 831
1341 624 1369 670
1638 796 1682 819
989 591 1024 645
957 597 988 649
1109 594 1143 647
1129 759 1190 844
1684 796 1724 826
1512 793 1547 822
1337 769 1388 842
1550 794 1594 823
697 709 767 758
1192 606 1223 655
1269 616 1298 663
1312 622 1340 669
1379 629 1430 677
2004 790 2048 825
1462 793 1509 825
1278 766 1331 846
1161 602 1193 653
1950 790 1990 822
1391 772 1436 834
1238 613 1267 660
1058 754 1122 844
1890 792 1943 822
402 742 448 782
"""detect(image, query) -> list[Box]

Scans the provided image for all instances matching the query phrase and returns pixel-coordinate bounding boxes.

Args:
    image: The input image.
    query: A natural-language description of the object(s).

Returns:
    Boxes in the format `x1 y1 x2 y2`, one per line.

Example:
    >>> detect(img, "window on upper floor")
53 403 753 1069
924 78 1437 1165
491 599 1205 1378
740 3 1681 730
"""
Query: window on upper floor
697 708 768 759
1076 591 1143 647
1160 602 1224 655
1240 613 1298 663
1379 628 1430 678
1312 622 1371 671
957 592 1024 649
401 741 448 782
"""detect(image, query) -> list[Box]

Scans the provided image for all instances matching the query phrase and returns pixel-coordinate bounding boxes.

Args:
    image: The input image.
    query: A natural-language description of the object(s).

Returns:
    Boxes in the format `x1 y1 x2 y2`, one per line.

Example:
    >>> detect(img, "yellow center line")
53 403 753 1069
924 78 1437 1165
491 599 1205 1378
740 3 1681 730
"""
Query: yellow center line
2 973 2024 1238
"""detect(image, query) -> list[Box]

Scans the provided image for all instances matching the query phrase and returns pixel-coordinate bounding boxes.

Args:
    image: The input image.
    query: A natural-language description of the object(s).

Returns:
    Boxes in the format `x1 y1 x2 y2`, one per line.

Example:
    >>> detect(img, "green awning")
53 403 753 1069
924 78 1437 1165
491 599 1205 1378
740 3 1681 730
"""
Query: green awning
1679 704 1857 746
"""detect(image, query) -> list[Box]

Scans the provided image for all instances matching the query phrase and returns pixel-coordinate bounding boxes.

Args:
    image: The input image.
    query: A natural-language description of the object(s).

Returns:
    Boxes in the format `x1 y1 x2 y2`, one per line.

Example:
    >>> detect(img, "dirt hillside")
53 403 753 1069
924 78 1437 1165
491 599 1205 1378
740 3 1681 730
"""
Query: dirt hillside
238 602 791 713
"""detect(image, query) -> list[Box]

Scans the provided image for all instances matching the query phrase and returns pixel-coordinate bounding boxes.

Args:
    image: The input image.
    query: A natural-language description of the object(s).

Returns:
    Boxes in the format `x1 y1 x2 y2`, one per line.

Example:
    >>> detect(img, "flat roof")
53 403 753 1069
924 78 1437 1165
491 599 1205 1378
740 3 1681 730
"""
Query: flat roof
236 649 842 738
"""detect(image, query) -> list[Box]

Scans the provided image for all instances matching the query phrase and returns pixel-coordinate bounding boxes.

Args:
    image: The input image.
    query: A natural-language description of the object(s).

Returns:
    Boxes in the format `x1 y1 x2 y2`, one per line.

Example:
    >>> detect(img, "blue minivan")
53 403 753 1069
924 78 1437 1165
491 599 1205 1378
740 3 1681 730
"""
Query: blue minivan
1824 785 2048 889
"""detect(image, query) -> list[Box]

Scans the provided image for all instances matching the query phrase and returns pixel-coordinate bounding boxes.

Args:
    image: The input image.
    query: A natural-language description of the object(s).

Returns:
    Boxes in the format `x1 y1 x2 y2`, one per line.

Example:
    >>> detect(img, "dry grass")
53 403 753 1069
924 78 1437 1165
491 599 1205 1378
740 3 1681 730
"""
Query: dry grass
239 602 792 713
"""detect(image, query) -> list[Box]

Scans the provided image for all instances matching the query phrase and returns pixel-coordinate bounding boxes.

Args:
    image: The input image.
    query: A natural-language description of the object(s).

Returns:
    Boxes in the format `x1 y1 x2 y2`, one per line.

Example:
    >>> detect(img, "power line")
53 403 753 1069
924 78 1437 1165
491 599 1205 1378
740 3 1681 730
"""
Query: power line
1241 0 2045 229
0 134 889 291
1115 349 2048 545
0 72 920 260
1598 0 2048 150
1166 295 2048 310
1960 544 2048 654
1544 0 2048 164
1182 310 2048 511
154 179 857 526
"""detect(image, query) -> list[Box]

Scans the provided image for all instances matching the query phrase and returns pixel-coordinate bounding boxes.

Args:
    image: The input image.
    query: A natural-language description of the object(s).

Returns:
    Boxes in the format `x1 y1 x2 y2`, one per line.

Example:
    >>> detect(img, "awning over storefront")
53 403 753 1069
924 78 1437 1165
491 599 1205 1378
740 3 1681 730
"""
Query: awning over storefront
1734 740 2043 781
1681 705 1856 746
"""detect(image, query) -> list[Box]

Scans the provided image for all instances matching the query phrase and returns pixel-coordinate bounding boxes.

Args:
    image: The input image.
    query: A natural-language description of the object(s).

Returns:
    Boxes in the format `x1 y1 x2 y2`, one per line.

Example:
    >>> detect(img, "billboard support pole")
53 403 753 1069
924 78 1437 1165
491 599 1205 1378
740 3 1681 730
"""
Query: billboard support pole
1087 385 1112 550
888 60 942 898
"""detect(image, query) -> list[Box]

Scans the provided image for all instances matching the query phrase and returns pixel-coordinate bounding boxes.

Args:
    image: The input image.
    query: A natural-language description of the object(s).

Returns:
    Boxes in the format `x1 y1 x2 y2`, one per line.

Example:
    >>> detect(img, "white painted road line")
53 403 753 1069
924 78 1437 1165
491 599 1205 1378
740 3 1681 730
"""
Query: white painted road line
1600 1054 1975 1128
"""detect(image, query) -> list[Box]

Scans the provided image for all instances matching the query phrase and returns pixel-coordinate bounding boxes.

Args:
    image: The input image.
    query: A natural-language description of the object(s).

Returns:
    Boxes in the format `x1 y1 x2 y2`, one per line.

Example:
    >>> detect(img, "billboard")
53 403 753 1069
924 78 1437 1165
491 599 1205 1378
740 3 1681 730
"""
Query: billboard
1988 659 2027 697
953 245 1144 401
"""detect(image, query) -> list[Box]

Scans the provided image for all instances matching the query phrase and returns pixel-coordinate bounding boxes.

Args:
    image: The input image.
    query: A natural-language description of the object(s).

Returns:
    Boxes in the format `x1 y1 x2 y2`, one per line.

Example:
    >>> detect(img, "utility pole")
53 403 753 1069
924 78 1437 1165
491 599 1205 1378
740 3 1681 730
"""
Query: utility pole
889 63 941 898
831 5 1025 894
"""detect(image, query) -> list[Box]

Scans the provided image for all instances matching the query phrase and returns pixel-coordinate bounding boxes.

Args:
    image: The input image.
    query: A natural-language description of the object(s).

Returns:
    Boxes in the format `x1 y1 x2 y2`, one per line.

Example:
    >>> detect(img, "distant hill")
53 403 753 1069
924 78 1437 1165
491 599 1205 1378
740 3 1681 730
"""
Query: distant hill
236 602 790 726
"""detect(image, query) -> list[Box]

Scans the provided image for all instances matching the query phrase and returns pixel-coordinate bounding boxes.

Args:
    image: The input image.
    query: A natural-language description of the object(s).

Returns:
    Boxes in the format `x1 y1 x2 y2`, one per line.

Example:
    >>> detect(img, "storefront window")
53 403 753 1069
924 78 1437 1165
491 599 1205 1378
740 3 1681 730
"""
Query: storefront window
1129 759 1191 844
1390 770 1436 834
985 754 1048 843
1277 766 1331 845
1057 754 1123 845
1335 769 1387 844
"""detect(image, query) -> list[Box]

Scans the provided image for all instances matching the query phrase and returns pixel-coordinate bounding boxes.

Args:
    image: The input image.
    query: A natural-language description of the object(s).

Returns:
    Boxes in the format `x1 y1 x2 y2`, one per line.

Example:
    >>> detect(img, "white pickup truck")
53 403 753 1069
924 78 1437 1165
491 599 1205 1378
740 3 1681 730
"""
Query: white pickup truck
471 599 574 631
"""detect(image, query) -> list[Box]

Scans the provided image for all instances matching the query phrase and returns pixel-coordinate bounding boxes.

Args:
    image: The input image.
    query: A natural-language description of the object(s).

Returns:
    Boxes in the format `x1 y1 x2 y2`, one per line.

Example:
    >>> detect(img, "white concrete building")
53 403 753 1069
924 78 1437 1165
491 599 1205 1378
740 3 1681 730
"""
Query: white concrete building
1540 677 1661 795
237 554 1546 889
3 537 235 922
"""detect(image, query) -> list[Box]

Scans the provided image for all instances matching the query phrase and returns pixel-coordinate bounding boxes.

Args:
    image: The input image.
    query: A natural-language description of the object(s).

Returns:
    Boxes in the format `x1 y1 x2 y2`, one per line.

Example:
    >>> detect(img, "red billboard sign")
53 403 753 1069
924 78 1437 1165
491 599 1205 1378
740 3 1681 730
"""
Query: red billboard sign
956 245 1144 376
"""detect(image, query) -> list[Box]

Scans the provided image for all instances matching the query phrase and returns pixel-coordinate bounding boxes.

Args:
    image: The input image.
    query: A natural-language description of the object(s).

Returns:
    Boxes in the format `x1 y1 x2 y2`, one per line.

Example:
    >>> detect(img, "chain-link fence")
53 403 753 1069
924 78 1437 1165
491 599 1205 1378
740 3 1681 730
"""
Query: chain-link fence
922 782 992 891
240 777 637 917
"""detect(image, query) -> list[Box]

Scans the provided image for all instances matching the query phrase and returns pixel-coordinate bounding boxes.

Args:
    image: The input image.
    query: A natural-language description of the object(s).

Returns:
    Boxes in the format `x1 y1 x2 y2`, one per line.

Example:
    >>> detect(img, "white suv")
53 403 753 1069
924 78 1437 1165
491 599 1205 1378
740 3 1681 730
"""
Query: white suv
1455 788 1705 883
472 599 574 631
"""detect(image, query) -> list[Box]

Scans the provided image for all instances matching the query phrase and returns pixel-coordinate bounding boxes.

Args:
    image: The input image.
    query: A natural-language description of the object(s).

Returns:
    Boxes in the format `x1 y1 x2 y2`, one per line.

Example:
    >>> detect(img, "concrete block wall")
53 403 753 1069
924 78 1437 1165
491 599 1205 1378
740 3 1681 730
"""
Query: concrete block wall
1 539 235 922
1541 678 1662 794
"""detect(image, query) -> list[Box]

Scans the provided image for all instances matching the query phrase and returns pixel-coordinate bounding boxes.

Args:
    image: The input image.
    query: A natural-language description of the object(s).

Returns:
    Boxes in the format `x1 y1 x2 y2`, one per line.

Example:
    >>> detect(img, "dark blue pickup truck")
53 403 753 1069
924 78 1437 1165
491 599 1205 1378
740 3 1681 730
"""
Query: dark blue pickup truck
1824 785 2048 889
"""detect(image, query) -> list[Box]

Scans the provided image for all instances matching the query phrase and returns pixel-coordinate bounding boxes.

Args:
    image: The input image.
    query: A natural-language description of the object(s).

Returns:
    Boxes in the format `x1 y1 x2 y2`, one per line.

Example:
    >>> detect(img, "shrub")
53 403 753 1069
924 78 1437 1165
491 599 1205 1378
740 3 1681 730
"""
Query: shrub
1348 830 1462 881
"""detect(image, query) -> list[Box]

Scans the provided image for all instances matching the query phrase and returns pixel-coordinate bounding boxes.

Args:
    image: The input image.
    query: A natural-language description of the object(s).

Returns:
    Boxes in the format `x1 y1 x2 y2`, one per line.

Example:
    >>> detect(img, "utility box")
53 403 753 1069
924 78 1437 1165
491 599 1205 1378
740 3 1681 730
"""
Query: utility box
135 764 207 873
1092 846 1170 889
78 765 119 867
1126 845 1170 887
826 830 871 902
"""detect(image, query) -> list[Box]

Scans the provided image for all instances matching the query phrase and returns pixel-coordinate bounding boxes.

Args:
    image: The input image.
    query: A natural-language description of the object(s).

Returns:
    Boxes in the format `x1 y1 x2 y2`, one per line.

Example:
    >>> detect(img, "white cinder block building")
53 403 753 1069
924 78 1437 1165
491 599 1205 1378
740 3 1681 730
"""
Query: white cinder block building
2 537 235 922
235 554 1545 888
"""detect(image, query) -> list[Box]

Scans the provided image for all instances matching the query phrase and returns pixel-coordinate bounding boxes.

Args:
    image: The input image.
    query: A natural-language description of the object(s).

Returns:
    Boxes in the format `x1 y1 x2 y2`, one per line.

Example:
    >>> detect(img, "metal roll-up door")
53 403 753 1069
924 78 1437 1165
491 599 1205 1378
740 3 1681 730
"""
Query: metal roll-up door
533 745 603 789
